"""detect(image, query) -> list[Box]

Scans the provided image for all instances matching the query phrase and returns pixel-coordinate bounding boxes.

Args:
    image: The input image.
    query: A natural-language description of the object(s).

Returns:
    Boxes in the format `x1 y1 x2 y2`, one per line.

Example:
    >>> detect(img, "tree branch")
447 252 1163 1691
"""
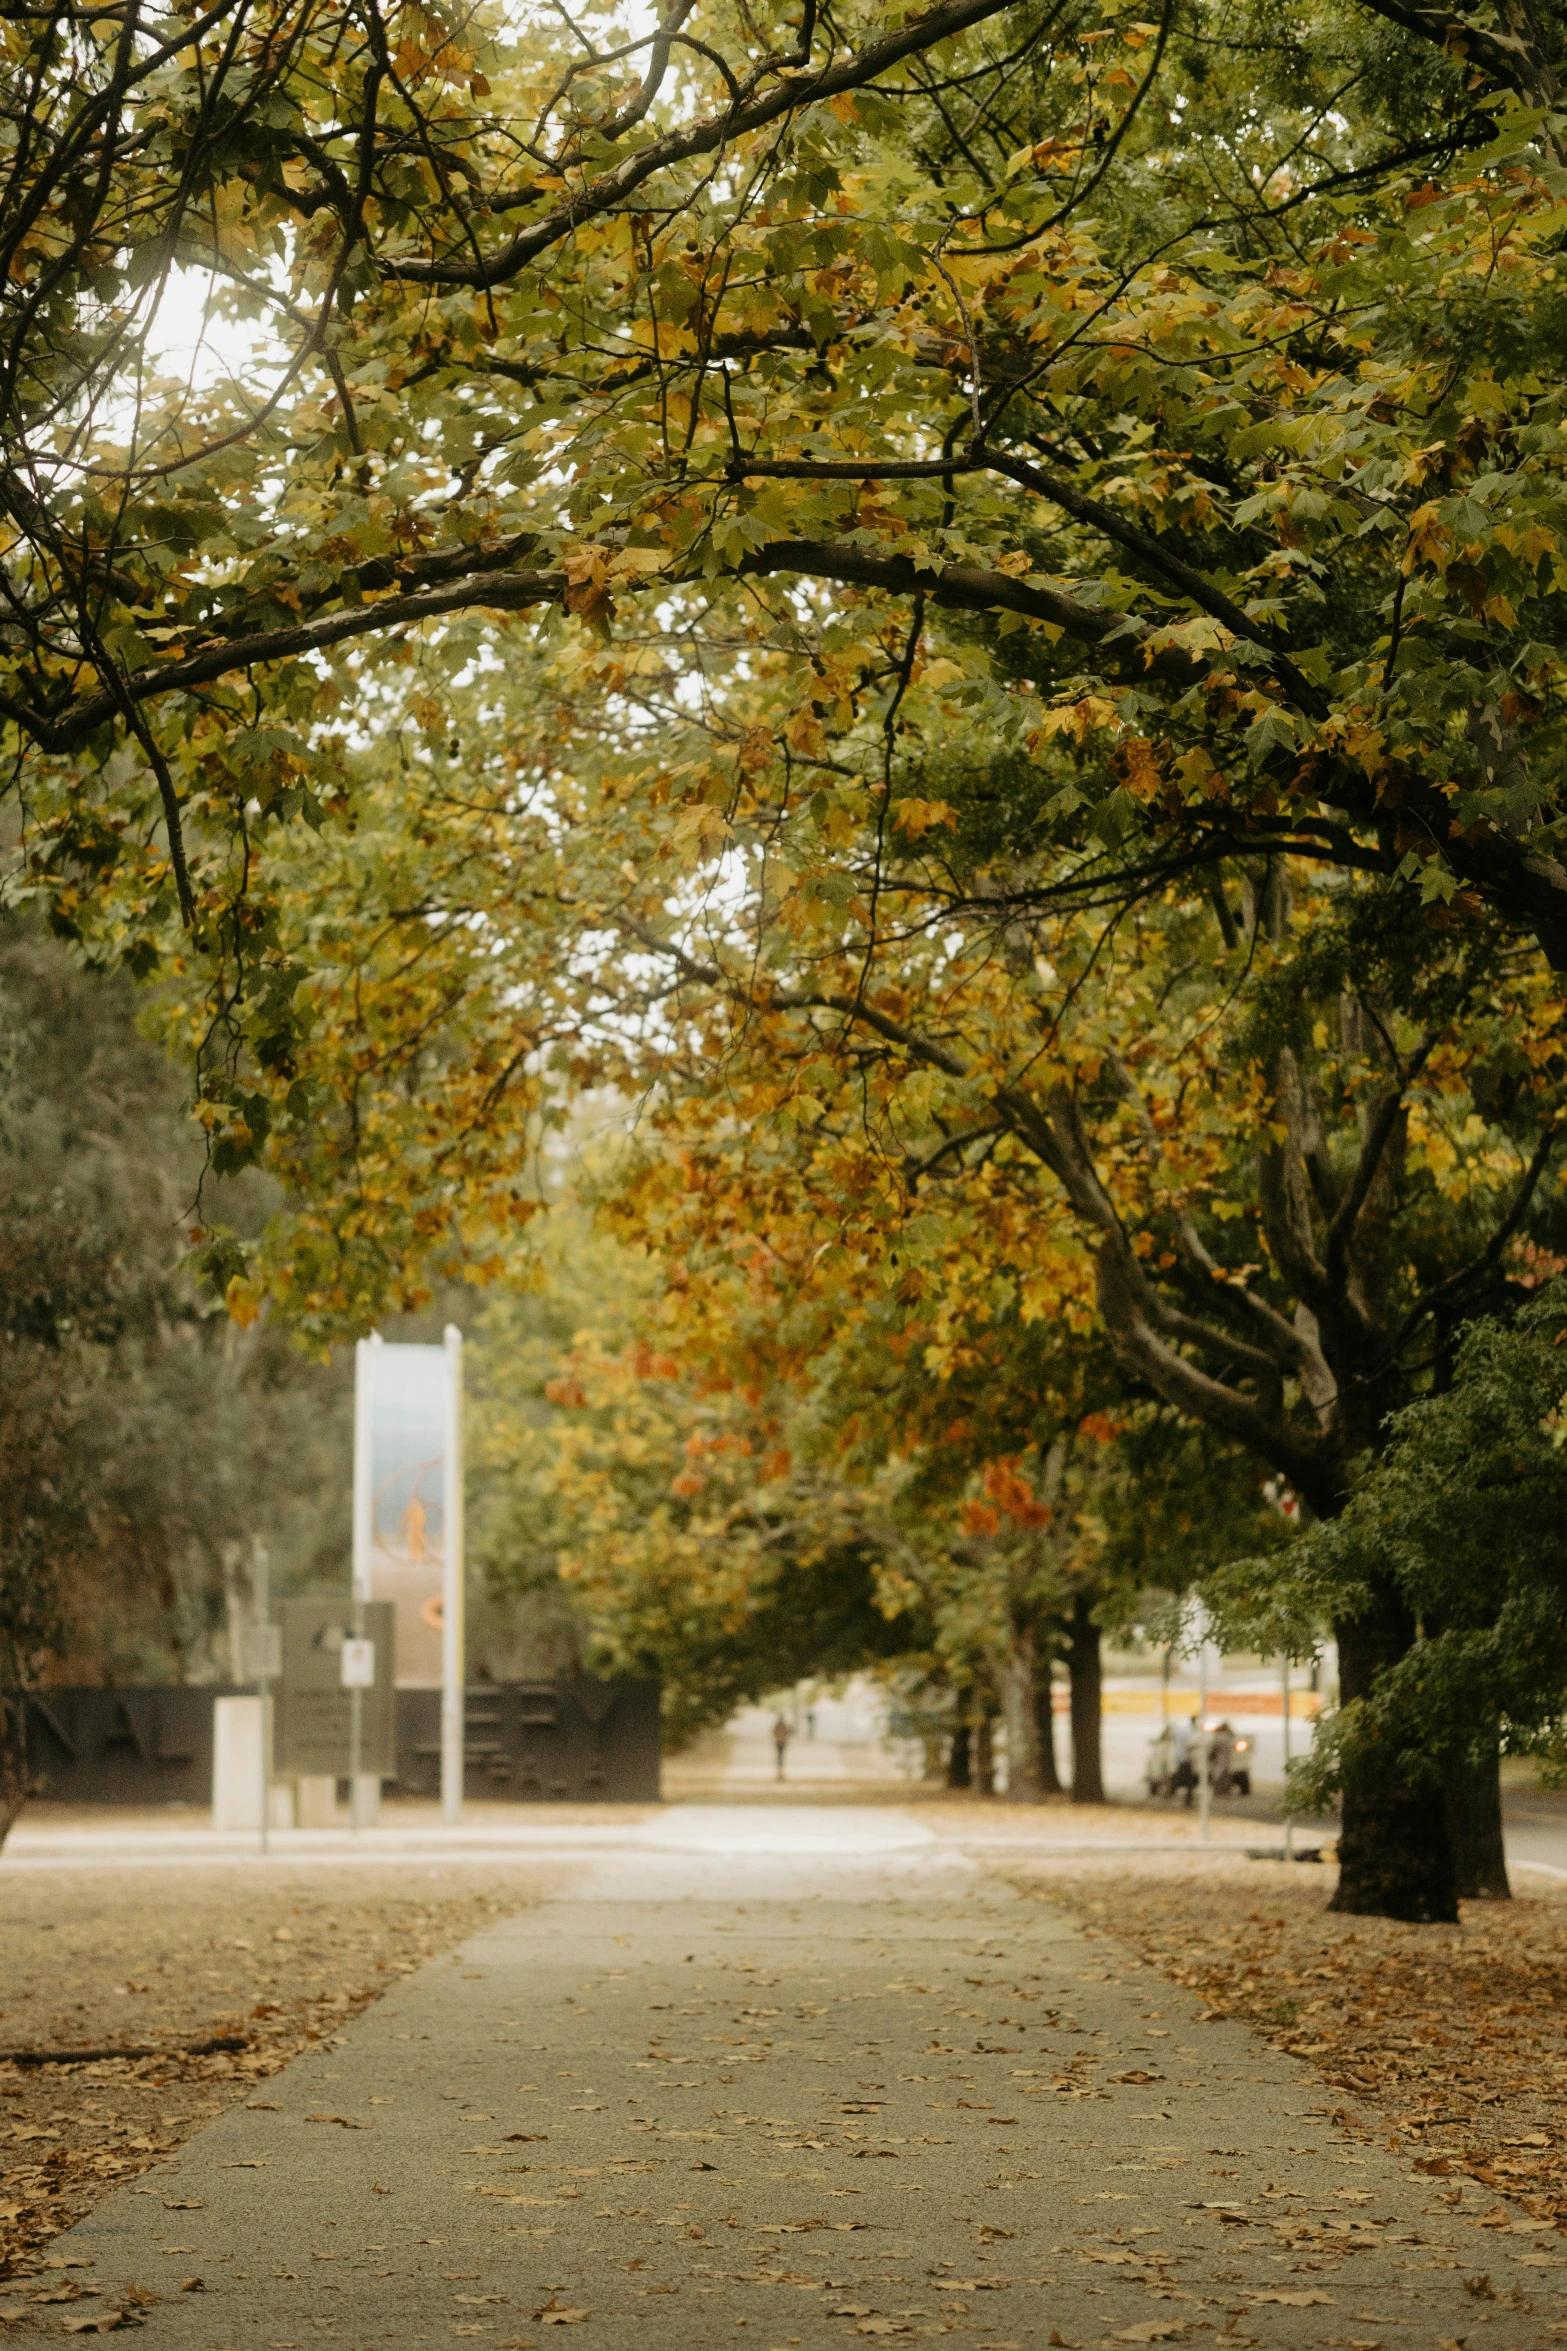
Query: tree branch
380 0 1041 292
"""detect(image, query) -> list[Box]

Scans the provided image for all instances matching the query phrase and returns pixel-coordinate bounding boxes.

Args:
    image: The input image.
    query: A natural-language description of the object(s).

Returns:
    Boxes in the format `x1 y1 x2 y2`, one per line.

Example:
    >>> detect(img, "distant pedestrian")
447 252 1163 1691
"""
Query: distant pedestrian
806 1708 816 1740
772 1715 791 1780
1170 1715 1198 1808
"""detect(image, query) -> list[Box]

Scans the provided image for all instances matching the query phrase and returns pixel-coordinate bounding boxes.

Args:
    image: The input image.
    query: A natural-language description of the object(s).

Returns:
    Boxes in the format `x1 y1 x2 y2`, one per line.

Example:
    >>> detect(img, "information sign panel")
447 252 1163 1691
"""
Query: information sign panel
274 1600 395 1777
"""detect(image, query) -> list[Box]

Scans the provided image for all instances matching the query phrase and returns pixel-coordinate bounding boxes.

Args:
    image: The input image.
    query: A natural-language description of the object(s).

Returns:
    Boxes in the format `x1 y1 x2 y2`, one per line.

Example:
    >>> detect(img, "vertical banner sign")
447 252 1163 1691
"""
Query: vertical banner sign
353 1330 466 1822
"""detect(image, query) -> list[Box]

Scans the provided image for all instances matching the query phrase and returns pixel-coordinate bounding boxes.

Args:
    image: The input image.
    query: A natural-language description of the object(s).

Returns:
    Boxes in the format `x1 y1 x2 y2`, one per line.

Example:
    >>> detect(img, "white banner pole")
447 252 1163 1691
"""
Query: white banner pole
350 1337 380 1833
441 1325 465 1827
352 1337 376 1606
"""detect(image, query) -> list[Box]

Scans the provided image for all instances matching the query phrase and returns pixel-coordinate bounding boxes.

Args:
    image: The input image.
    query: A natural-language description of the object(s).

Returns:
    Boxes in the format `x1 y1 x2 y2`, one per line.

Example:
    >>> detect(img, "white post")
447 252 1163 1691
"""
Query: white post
352 1337 376 1604
441 1325 465 1827
213 1696 267 1833
351 1337 381 1830
1197 1602 1211 1846
1282 1651 1294 1862
254 1537 271 1857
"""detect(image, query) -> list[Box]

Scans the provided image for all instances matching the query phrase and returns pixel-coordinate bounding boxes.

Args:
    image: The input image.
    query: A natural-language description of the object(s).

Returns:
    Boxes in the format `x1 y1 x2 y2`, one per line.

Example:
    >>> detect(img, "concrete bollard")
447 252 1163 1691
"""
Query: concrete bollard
294 1774 339 1828
212 1695 266 1831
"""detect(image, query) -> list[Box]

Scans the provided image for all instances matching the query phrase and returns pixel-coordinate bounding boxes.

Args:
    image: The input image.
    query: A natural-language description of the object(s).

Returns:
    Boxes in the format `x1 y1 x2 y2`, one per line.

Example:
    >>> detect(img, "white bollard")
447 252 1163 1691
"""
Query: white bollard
294 1774 339 1828
212 1696 266 1831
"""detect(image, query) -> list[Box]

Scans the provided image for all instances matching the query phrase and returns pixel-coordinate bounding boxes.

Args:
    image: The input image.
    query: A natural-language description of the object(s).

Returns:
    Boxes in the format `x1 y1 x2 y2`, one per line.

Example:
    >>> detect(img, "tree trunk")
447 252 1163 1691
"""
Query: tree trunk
975 1709 996 1797
1444 1739 1510 1900
1034 1669 1064 1796
0 1690 31 1851
999 1630 1045 1801
1067 1594 1105 1806
947 1720 972 1790
1330 1591 1457 1922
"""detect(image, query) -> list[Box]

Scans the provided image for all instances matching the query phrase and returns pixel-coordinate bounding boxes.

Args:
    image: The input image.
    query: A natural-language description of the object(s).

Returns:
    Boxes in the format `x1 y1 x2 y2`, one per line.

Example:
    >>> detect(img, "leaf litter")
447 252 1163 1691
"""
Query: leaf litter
1029 1865 1567 2237
0 1860 551 2281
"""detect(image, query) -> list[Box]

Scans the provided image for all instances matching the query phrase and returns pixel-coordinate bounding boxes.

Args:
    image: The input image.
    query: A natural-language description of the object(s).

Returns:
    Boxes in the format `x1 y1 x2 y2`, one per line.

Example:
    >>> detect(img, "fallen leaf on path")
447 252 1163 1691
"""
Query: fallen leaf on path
304 2114 368 2129
1248 2291 1334 2306
161 2200 200 2211
60 2316 126 2336
535 2306 591 2326
854 2323 908 2337
1109 2325 1184 2343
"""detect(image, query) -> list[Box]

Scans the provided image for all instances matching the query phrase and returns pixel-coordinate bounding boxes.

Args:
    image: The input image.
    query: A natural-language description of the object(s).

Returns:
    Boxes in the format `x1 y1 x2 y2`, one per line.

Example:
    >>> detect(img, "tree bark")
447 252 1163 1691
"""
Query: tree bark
1330 1590 1457 1922
1067 1595 1105 1806
999 1629 1045 1801
0 1690 30 1851
1444 1739 1511 1900
1034 1669 1064 1796
975 1708 996 1797
947 1720 972 1790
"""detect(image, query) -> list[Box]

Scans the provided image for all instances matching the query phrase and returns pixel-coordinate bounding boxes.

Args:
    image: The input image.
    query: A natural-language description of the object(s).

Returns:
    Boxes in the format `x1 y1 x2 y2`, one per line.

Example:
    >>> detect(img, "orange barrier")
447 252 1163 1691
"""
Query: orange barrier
1049 1687 1324 1717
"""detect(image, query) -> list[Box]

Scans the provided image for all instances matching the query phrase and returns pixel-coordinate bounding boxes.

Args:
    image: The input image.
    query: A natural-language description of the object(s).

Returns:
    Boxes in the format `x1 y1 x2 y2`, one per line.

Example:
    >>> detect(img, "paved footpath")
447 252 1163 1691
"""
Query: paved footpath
38 1806 1567 2348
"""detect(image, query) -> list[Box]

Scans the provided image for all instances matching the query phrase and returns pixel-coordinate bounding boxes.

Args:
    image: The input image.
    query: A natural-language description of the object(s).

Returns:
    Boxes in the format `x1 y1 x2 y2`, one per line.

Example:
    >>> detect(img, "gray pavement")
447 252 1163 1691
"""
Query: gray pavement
15 1802 1567 2349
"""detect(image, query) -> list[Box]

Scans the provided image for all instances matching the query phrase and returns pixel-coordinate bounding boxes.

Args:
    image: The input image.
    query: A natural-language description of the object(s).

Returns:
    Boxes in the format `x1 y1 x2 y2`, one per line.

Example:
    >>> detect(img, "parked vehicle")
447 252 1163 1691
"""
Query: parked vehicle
1145 1719 1252 1802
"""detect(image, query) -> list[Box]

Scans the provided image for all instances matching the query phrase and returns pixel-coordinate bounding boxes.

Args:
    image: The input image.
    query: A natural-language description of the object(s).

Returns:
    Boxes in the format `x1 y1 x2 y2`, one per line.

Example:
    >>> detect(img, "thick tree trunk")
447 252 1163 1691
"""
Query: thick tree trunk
947 1720 972 1790
1444 1739 1510 1900
1067 1595 1105 1806
1000 1630 1045 1801
0 1690 31 1851
1330 1591 1457 1922
1034 1669 1063 1796
975 1709 996 1797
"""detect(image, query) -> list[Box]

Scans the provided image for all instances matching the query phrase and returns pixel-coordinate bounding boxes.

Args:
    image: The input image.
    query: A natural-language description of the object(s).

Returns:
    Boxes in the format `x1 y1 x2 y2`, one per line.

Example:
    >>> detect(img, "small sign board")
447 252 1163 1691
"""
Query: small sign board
274 1600 395 1778
339 1638 376 1689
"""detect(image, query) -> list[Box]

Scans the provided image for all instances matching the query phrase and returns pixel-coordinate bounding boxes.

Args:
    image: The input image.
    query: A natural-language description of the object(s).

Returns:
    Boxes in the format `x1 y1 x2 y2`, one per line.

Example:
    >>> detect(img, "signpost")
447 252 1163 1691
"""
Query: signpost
352 1326 465 1825
274 1600 395 1788
1282 1652 1294 1864
237 1537 281 1853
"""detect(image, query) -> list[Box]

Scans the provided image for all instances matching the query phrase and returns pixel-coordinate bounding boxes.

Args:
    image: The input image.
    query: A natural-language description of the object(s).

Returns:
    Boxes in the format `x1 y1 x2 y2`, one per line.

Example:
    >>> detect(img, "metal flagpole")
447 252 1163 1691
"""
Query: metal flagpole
1282 1651 1294 1863
350 1337 377 1831
254 1538 272 1858
441 1326 465 1828
1197 1601 1211 1846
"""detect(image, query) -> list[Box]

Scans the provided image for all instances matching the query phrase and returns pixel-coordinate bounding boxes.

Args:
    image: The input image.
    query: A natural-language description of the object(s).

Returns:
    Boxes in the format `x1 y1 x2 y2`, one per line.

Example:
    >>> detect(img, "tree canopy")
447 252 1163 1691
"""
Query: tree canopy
1 0 1565 1913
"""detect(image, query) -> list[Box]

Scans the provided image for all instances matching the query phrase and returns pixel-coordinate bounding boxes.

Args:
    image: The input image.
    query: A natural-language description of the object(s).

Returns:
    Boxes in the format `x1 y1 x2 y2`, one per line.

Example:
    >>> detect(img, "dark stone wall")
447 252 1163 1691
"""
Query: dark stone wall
8 1678 663 1805
395 1680 662 1802
7 1686 232 1807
